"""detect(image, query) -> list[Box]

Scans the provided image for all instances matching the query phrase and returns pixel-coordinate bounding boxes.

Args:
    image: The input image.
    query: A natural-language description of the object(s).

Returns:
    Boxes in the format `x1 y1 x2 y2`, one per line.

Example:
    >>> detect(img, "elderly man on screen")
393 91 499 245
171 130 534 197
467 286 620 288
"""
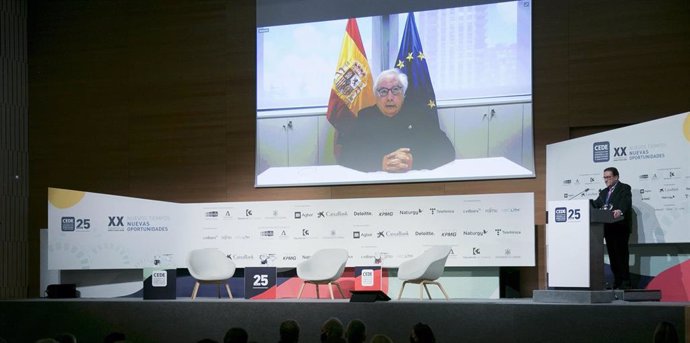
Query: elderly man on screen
338 69 455 173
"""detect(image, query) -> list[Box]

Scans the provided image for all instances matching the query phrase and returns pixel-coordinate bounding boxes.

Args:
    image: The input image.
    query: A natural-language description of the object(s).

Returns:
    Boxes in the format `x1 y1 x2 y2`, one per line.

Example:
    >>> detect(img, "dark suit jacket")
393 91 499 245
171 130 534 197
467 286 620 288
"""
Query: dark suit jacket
592 181 633 232
338 104 455 172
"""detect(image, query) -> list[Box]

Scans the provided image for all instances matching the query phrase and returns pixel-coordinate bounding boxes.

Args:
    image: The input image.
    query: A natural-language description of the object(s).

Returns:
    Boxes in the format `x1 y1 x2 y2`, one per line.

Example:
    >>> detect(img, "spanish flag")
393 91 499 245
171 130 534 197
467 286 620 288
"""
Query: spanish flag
327 19 376 157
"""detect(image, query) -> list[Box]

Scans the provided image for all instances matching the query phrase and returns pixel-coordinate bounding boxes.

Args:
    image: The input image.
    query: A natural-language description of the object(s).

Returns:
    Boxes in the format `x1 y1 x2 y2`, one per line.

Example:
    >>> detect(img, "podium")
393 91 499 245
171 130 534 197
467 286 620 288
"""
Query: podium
537 199 661 303
545 199 621 290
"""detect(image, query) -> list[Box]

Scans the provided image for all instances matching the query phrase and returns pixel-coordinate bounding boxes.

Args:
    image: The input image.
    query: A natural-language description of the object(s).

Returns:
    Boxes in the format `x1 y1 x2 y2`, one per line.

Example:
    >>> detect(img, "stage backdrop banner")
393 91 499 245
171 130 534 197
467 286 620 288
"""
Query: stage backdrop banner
49 188 534 270
546 112 690 243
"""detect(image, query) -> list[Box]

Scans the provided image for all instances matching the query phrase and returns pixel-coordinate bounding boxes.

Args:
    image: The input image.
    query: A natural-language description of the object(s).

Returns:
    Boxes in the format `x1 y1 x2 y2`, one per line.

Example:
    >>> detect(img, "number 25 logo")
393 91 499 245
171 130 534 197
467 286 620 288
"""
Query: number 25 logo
253 274 268 287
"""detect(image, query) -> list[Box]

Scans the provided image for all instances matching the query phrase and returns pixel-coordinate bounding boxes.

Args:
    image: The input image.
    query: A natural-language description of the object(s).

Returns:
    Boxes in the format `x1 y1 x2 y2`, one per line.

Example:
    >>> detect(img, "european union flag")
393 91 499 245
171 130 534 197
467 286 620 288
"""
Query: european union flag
394 12 440 127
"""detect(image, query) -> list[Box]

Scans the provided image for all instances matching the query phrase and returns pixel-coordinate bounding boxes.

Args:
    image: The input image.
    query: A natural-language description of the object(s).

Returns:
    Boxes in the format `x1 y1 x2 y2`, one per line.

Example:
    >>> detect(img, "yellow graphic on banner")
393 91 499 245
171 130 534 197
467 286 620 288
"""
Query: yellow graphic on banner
49 188 85 209
684 113 690 142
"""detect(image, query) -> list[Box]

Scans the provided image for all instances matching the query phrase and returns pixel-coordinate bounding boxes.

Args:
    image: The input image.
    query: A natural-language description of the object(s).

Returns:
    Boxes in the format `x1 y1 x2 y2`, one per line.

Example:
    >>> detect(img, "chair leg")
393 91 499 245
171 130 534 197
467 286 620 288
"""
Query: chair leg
419 283 423 300
216 283 221 298
315 283 320 299
334 282 345 299
191 281 200 300
297 282 306 299
435 282 449 300
423 283 432 300
328 282 334 299
397 281 408 300
225 283 233 299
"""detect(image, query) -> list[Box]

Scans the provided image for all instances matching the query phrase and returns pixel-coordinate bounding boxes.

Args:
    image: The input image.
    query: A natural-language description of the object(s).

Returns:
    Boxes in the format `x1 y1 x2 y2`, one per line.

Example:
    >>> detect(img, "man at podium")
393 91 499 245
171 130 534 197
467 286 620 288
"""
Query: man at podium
591 167 633 289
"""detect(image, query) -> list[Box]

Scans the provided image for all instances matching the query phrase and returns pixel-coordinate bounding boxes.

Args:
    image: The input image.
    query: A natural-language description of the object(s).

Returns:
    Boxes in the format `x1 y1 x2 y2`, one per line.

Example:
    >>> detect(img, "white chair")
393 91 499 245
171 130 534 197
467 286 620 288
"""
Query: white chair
186 248 236 300
397 246 451 300
296 248 348 299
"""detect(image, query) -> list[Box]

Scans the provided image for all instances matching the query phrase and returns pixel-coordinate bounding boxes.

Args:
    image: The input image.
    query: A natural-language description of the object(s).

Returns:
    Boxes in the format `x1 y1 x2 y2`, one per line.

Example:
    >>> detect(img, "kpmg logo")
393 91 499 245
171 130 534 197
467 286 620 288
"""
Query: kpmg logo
555 207 567 222
593 141 610 163
61 217 75 231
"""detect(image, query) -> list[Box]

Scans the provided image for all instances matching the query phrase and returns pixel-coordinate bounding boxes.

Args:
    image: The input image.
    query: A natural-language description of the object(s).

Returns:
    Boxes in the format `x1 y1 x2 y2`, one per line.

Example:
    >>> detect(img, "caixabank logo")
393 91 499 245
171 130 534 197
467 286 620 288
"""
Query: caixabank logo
593 141 610 163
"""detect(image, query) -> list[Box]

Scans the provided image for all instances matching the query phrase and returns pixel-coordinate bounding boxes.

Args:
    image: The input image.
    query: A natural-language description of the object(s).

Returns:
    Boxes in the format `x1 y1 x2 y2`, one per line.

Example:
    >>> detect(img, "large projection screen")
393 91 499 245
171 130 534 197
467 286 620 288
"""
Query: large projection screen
256 0 534 187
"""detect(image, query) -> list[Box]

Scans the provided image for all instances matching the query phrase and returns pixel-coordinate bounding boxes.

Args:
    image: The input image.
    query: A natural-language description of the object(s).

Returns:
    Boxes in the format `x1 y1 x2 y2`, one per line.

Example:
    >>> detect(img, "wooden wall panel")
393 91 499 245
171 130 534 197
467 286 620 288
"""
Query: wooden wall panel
1 0 28 299
25 0 690 297
568 0 690 126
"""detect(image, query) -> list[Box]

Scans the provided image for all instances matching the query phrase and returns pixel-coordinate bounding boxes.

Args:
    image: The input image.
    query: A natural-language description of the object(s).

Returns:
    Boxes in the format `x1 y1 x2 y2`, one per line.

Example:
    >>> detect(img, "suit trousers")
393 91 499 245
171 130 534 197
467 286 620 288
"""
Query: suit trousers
604 224 630 287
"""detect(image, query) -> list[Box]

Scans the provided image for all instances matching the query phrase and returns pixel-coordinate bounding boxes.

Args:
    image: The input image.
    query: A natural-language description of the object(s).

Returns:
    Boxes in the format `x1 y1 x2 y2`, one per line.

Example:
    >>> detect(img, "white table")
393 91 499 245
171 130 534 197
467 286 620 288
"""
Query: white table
256 157 534 187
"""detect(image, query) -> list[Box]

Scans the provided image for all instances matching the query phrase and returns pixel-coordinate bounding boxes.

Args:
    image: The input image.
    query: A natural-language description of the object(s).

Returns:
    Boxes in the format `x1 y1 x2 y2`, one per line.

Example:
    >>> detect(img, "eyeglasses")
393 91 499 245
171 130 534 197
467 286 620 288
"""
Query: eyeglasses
603 176 614 180
376 86 403 97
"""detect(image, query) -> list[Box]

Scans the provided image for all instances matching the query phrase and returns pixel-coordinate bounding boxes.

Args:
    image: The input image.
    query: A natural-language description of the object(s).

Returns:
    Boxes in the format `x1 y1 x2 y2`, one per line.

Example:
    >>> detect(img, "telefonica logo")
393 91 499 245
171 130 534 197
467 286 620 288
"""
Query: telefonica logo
429 208 455 215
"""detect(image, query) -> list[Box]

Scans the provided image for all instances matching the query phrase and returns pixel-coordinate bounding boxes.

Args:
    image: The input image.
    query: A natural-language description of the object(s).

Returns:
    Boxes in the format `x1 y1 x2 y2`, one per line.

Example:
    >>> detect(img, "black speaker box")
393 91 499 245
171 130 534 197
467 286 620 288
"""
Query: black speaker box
349 290 391 302
45 284 80 298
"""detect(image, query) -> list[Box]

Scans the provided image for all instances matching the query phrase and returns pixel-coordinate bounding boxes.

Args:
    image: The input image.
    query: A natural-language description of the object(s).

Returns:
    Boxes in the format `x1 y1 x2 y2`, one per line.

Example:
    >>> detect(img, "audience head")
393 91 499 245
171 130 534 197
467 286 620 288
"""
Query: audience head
279 319 300 343
104 332 126 343
224 327 248 343
54 333 77 343
321 317 345 342
346 319 367 343
370 334 393 343
653 321 679 343
410 323 435 343
103 332 127 343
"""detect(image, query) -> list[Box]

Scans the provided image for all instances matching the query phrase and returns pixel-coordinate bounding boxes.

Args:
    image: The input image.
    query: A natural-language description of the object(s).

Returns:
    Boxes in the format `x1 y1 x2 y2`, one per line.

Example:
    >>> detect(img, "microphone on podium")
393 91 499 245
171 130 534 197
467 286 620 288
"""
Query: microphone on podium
568 188 590 200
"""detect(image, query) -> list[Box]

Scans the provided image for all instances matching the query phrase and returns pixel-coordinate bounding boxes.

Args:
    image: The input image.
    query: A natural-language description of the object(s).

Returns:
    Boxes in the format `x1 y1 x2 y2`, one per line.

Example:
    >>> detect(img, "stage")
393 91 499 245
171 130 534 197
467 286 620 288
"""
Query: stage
0 297 686 342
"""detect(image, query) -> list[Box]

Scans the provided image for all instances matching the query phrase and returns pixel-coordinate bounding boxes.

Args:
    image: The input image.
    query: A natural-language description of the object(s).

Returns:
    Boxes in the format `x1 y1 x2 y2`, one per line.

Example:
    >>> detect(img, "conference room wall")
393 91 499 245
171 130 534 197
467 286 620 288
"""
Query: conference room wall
23 0 690 298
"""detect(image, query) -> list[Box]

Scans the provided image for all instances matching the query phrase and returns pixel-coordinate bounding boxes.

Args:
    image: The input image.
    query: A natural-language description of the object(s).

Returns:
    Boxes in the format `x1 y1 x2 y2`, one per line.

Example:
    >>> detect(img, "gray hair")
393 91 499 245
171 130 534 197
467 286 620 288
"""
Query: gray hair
374 69 408 95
